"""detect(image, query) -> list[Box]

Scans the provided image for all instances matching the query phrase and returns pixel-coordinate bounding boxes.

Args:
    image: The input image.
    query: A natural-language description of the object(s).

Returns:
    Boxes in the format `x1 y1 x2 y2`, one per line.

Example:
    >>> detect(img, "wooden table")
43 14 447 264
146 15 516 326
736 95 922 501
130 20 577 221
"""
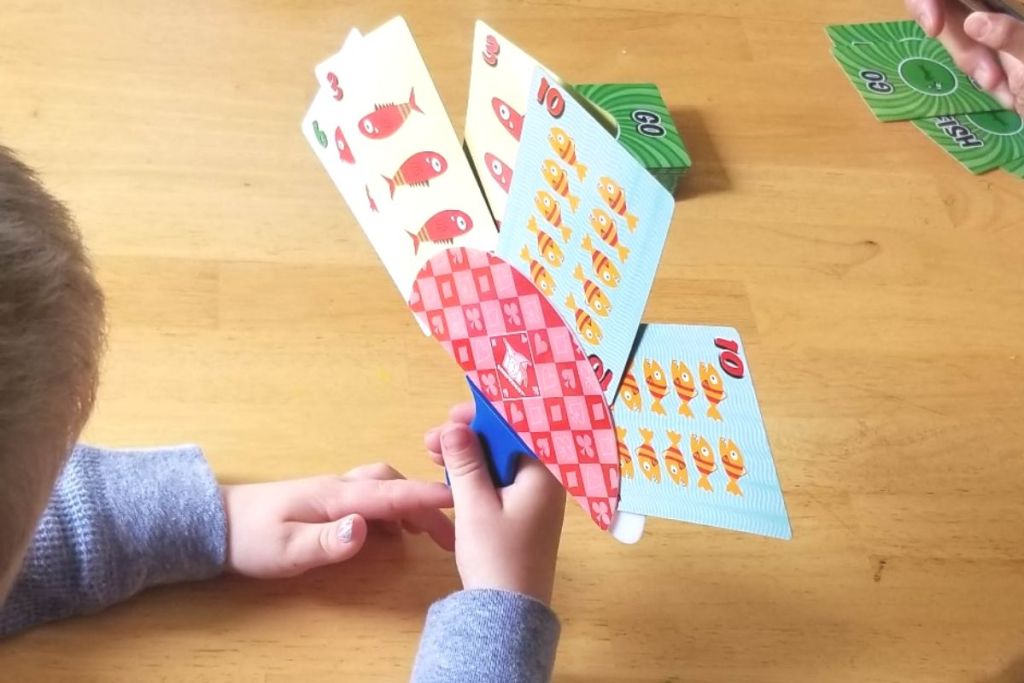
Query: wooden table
2 1 1023 681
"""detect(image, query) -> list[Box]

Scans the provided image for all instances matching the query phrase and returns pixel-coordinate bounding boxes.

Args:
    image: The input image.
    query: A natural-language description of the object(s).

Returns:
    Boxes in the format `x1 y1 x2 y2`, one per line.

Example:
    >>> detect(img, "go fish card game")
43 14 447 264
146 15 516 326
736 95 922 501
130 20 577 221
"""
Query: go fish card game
828 19 1024 178
302 16 790 542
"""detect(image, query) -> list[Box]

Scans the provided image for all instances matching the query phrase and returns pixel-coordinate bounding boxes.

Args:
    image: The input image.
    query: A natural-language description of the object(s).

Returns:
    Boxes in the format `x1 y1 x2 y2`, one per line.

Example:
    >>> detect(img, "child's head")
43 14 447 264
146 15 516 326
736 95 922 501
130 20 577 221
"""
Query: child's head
0 146 105 597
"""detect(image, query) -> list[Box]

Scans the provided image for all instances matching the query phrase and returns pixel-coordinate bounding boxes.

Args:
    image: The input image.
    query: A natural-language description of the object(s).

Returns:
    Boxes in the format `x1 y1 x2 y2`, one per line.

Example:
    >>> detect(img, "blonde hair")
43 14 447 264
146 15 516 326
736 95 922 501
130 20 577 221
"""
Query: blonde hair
0 146 105 598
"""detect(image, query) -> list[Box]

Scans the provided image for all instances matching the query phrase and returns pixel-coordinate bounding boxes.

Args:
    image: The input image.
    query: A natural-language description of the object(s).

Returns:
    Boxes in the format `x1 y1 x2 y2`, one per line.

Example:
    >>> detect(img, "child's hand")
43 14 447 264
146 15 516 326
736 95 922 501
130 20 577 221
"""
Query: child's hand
221 463 455 578
424 403 566 605
907 0 1024 114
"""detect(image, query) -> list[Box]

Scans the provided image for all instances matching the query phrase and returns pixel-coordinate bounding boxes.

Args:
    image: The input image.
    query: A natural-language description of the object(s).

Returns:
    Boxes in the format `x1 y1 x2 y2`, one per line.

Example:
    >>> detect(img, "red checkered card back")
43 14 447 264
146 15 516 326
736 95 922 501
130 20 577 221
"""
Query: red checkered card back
408 247 620 529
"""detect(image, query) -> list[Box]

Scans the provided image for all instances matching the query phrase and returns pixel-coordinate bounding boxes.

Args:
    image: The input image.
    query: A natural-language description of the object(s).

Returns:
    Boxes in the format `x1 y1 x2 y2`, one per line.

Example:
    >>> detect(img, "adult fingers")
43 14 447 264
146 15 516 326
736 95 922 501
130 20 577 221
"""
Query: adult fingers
965 12 1024 59
929 3 1009 89
280 514 368 576
439 423 500 514
906 0 947 36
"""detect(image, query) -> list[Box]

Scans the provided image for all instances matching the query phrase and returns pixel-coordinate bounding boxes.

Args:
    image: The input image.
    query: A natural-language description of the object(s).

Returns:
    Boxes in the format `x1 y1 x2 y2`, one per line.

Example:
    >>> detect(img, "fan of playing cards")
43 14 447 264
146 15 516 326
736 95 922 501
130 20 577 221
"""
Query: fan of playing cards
302 17 791 543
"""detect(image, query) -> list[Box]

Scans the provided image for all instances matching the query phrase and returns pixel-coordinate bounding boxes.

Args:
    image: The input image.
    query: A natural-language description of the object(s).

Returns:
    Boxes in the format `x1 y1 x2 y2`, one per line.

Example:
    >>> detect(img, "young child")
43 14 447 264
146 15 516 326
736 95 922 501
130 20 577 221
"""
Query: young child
0 145 565 682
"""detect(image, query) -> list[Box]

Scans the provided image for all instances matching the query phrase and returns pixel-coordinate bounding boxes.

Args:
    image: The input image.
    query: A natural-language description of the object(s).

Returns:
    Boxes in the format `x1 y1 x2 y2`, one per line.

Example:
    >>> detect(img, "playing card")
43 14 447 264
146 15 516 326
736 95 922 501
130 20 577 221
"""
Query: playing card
614 324 791 540
826 19 925 46
574 82 690 193
832 38 1002 121
303 30 391 257
1005 156 1024 177
316 17 499 305
496 67 675 406
464 21 554 227
408 246 620 530
913 111 1024 173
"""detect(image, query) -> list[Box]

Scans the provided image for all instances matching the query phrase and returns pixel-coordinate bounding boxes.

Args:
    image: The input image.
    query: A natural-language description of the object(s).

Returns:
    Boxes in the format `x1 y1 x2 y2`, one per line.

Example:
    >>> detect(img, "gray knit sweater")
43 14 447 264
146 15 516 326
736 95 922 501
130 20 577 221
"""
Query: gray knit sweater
0 445 560 682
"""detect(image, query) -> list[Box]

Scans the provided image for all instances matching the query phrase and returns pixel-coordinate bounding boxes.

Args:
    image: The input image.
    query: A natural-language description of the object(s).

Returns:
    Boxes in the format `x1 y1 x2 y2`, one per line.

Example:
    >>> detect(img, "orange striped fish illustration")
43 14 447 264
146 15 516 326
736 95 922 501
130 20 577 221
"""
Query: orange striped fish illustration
588 208 629 262
719 437 747 496
541 159 580 212
690 433 716 492
643 358 668 415
663 430 688 486
671 360 697 417
548 127 588 180
616 427 634 479
619 366 642 411
572 264 611 317
565 294 603 344
597 176 638 232
535 191 571 242
519 246 556 298
699 362 726 421
527 216 564 267
581 235 621 288
637 427 660 482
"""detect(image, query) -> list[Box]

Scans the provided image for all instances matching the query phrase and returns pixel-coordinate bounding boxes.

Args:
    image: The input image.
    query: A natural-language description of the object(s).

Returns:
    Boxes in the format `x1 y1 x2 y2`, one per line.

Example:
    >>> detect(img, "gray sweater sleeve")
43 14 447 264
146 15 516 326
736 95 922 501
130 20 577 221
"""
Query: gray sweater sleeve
411 589 561 683
0 444 226 637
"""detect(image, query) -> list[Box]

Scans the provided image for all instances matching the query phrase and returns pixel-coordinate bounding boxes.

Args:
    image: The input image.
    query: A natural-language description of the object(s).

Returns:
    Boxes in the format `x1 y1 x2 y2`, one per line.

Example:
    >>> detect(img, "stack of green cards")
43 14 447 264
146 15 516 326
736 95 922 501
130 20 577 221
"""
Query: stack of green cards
575 83 690 194
827 20 1024 179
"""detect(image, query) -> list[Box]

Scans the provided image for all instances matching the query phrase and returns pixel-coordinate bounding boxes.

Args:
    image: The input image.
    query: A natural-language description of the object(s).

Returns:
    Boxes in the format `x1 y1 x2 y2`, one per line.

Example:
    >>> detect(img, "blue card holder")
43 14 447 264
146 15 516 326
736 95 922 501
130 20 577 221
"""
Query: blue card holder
461 376 537 487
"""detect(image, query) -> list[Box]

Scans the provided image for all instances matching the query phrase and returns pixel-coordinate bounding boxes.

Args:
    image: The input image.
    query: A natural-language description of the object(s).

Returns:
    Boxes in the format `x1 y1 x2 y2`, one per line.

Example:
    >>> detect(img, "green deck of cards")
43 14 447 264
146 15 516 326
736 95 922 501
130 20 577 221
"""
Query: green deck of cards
575 83 690 193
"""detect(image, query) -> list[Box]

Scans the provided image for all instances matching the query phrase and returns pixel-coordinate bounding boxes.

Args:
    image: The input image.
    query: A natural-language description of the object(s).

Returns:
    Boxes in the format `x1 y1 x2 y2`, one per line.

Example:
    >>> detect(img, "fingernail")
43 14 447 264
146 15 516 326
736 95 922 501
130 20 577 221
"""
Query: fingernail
966 13 991 39
441 425 470 451
337 515 355 543
916 9 932 30
974 63 991 88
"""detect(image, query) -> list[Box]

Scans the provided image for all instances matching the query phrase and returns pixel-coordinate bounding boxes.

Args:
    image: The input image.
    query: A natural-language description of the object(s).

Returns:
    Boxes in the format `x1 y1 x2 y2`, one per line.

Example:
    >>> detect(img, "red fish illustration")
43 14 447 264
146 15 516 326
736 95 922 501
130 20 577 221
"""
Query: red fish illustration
492 97 524 140
407 210 474 255
384 151 448 198
485 152 513 193
334 127 354 164
358 88 422 139
366 185 378 213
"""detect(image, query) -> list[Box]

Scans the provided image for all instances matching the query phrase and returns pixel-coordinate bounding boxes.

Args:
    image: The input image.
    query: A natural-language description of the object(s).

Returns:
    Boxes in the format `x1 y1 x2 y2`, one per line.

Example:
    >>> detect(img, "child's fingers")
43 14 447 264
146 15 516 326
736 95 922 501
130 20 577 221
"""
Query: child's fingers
341 478 455 519
409 508 456 551
372 519 403 536
448 401 475 423
424 402 475 460
283 514 368 574
424 427 444 464
342 462 406 482
503 456 566 511
440 424 500 514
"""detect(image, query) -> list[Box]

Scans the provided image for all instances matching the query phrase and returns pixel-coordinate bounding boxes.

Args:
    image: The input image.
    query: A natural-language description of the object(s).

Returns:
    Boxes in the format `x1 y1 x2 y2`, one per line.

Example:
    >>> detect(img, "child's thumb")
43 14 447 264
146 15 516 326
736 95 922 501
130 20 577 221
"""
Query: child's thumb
285 514 368 573
440 424 499 512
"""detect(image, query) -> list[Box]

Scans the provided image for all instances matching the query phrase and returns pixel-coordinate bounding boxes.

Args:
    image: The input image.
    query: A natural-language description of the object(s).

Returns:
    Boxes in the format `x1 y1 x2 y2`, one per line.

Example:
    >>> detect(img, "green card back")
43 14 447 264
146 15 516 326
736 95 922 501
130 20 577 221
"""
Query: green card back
574 83 690 193
1004 157 1024 178
826 20 925 46
912 111 1024 173
832 38 1002 121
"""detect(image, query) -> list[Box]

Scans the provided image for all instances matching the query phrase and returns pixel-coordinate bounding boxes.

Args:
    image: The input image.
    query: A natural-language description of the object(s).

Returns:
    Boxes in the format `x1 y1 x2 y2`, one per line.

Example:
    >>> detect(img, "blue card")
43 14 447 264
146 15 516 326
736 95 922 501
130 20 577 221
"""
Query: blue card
614 323 791 539
496 67 675 404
